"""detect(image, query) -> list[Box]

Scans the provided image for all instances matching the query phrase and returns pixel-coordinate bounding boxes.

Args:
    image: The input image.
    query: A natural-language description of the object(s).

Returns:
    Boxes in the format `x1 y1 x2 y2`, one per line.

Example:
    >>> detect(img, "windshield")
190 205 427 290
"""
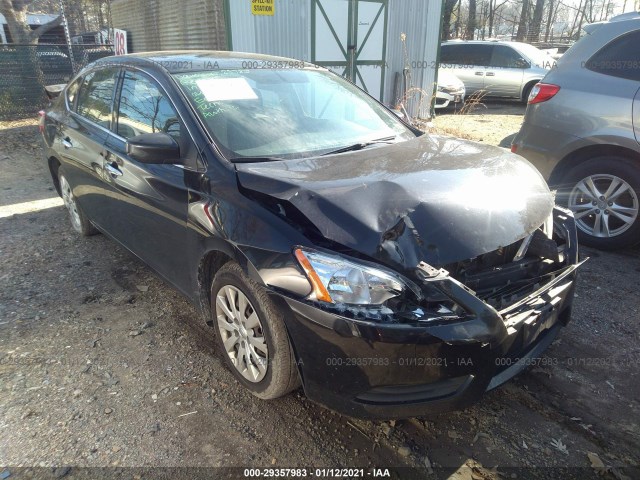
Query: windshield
174 69 415 160
514 43 553 68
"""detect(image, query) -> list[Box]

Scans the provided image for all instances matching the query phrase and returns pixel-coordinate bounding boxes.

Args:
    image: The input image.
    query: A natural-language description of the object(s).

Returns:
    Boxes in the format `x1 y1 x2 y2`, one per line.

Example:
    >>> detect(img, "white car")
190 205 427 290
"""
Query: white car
435 70 465 109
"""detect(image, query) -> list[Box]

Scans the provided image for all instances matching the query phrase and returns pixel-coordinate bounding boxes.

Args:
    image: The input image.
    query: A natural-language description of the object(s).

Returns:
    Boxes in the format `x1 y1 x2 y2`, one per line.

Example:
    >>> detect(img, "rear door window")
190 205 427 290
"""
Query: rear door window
76 68 118 128
441 44 462 64
586 30 640 81
446 44 492 67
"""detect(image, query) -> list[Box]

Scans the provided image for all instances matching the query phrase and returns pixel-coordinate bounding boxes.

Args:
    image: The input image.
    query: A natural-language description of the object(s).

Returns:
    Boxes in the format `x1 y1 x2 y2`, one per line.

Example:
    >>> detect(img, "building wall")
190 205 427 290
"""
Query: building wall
229 0 442 118
111 0 227 52
228 0 311 61
385 0 442 118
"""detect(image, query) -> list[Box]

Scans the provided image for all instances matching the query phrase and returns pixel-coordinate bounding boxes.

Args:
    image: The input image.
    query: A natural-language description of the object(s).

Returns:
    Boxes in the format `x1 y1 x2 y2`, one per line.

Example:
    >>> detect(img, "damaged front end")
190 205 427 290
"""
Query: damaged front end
271 207 582 419
235 135 583 418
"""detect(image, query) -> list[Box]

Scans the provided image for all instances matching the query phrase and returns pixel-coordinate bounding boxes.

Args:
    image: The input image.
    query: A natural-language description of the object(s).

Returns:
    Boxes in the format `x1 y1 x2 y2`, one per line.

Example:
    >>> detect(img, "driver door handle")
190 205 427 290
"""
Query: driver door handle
475 71 484 76
62 137 73 149
105 162 123 177
485 72 495 76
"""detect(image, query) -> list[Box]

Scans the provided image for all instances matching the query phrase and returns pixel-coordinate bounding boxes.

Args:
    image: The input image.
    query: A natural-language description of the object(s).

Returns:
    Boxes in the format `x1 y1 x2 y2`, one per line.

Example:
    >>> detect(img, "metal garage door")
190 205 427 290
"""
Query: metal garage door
312 0 388 100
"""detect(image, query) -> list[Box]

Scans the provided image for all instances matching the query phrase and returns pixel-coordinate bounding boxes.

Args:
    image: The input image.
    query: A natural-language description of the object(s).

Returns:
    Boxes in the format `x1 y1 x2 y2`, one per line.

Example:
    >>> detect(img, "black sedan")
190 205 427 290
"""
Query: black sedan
40 52 581 419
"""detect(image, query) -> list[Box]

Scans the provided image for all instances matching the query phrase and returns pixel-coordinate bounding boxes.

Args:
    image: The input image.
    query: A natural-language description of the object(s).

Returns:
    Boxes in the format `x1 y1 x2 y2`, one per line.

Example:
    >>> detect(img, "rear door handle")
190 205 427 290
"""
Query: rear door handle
105 162 123 177
62 138 73 149
485 72 495 77
475 71 484 76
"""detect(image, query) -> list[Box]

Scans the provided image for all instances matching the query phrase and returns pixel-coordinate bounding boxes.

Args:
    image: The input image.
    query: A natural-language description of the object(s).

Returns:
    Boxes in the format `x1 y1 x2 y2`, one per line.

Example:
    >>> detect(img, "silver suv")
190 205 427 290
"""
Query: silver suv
512 12 640 249
440 40 554 102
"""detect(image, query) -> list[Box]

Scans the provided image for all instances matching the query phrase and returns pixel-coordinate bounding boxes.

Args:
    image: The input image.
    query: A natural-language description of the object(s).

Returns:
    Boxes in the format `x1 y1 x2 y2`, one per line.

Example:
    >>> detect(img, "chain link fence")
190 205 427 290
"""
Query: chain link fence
0 44 114 120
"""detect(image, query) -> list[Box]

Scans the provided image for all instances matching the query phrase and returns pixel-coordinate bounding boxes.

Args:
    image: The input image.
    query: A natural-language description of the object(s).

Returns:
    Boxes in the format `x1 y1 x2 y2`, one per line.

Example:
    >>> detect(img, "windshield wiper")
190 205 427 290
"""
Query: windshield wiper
228 156 287 163
321 136 398 156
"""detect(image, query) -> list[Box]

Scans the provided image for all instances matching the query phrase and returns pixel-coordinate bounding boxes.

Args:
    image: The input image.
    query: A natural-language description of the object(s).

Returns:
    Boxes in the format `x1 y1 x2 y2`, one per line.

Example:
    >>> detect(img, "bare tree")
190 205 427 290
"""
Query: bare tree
466 0 477 39
528 0 546 42
0 0 63 44
516 0 530 41
442 0 459 40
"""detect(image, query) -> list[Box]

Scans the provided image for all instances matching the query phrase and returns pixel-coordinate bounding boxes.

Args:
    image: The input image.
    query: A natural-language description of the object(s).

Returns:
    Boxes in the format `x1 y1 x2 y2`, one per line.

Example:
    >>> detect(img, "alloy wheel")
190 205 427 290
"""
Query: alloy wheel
59 174 82 232
568 174 639 238
215 285 269 383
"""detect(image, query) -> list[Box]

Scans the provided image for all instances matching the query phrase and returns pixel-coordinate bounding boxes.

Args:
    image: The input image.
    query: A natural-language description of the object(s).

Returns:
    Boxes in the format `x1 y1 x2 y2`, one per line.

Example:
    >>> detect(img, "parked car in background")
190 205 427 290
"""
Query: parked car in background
512 12 640 250
36 46 72 76
40 52 581 419
440 40 555 102
435 70 465 109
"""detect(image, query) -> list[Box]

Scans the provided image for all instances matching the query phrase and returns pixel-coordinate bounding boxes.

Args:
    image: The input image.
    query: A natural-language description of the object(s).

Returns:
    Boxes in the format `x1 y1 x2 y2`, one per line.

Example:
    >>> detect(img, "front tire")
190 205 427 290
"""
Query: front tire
58 171 99 236
559 156 640 249
211 262 300 399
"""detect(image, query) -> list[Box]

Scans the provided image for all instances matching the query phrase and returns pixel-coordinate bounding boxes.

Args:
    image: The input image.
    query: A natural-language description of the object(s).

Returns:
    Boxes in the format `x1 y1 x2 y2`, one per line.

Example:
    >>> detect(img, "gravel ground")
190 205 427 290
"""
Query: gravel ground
1 118 639 479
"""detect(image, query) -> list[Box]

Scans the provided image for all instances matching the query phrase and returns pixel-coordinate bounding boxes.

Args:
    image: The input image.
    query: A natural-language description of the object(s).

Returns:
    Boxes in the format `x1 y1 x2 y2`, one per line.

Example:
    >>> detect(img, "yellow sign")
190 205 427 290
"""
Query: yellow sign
252 0 274 16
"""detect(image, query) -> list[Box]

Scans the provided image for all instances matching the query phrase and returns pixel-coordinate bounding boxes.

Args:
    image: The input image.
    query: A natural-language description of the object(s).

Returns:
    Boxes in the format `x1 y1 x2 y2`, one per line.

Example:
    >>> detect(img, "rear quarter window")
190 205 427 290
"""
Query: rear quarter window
585 30 640 81
441 44 492 66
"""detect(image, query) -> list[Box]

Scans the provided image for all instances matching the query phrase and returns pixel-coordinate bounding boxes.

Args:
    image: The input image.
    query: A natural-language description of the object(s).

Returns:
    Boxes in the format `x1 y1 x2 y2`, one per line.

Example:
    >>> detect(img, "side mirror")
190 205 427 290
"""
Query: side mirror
45 83 66 100
126 132 180 164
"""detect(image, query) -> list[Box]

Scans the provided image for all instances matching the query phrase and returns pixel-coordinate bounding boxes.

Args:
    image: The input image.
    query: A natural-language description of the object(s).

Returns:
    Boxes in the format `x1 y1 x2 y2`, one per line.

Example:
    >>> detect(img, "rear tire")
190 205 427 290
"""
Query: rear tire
211 262 300 399
58 170 99 236
558 156 640 250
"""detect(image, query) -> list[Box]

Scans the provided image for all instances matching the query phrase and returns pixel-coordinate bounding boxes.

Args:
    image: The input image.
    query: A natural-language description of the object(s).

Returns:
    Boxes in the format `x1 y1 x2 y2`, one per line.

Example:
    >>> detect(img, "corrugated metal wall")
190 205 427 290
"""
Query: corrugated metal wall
111 0 442 118
229 0 442 118
111 0 227 52
228 0 311 61
385 0 442 118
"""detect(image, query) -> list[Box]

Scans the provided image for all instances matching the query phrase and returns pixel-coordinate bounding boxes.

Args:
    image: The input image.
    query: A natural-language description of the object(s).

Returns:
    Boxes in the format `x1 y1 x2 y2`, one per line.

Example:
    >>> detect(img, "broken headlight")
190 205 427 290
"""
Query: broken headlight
294 248 420 305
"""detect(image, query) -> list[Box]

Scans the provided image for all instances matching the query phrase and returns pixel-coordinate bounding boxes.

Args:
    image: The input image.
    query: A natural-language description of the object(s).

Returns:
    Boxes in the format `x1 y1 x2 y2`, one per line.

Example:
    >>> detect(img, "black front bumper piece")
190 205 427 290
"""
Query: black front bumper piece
274 207 581 419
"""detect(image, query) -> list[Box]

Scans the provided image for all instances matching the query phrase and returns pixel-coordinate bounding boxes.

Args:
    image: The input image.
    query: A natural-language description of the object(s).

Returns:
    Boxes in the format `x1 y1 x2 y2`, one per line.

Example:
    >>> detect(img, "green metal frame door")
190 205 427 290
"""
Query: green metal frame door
312 0 388 100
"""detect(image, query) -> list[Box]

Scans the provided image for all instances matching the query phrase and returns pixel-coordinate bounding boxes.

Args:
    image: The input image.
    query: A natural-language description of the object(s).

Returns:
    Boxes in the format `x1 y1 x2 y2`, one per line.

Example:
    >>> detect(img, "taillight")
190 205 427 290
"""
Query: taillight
528 83 560 104
510 144 518 153
38 110 46 133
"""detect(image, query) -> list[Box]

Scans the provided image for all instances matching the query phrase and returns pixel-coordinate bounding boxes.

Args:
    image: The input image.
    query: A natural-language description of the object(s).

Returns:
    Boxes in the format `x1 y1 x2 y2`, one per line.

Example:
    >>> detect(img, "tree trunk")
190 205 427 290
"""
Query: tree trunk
528 0 545 43
0 0 63 44
516 0 530 41
0 0 65 115
544 0 554 42
466 0 477 40
488 0 495 38
441 0 459 41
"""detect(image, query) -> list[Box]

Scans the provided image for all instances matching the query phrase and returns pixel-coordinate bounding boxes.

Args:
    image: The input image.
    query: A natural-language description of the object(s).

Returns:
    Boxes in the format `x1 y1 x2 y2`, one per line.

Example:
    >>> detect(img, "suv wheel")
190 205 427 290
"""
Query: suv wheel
58 171 99 236
561 156 640 249
211 262 300 399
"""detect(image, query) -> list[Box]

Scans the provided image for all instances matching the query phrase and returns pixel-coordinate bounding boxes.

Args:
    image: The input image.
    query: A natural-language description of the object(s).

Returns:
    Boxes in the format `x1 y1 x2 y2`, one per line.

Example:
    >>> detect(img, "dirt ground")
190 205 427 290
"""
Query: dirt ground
433 100 526 147
1 115 639 479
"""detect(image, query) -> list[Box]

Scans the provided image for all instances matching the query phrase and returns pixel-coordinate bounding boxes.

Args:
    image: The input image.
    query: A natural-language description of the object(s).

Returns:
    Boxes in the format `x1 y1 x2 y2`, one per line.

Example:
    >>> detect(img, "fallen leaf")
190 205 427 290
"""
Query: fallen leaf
587 452 605 470
550 438 569 455
424 455 434 475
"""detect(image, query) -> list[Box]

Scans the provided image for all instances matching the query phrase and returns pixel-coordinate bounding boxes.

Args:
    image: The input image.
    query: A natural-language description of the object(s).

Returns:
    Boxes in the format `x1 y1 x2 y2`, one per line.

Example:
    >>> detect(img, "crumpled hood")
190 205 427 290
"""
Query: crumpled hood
236 134 554 270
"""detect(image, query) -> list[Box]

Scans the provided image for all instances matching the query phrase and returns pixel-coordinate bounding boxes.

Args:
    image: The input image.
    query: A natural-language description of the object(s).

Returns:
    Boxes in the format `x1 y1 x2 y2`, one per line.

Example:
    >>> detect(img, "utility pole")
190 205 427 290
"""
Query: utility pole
59 0 77 73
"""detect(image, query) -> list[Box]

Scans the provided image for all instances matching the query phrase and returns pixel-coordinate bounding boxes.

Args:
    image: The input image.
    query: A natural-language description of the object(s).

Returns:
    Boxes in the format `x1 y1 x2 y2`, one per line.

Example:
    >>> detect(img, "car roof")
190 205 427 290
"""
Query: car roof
584 12 640 34
92 50 319 74
441 40 531 48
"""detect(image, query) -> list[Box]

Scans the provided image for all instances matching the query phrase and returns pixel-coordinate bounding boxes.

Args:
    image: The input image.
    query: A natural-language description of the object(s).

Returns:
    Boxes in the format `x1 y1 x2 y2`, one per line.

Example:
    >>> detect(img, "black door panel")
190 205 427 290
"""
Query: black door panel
64 68 119 227
101 135 191 288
